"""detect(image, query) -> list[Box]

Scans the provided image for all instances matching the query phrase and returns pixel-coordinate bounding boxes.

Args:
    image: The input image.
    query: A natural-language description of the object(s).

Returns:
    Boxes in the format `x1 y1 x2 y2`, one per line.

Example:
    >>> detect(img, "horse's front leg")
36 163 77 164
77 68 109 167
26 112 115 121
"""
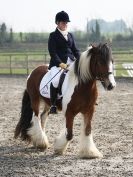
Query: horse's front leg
54 113 74 155
79 108 103 158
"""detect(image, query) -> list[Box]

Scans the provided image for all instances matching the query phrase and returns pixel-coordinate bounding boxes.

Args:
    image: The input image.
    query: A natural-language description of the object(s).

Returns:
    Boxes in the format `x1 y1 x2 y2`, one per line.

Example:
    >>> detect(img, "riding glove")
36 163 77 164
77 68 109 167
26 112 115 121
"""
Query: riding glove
59 63 67 69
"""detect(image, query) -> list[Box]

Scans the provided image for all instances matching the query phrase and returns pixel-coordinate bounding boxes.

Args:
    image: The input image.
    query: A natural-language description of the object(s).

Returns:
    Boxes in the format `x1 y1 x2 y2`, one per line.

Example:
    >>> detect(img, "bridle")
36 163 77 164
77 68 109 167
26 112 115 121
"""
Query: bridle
89 43 114 84
96 71 113 81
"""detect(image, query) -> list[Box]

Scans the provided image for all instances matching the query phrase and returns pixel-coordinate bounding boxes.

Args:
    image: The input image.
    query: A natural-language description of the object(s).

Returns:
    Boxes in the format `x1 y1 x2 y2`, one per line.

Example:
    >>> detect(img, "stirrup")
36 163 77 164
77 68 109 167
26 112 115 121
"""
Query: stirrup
49 106 57 114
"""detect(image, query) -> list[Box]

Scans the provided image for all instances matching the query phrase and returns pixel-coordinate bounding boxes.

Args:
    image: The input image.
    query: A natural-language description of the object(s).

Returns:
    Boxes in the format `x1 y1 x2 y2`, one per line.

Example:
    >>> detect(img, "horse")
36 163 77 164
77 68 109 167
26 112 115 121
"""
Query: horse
14 43 116 158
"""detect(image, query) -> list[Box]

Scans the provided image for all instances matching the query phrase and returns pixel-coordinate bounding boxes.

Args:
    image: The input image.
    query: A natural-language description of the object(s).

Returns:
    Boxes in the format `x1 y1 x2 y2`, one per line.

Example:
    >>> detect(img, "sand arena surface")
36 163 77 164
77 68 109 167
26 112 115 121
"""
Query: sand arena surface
0 75 133 177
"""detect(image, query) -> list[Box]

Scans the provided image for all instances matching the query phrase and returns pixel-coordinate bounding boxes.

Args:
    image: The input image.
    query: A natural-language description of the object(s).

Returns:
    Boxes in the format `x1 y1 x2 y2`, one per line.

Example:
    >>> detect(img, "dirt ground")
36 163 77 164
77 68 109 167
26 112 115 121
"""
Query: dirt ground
0 75 133 177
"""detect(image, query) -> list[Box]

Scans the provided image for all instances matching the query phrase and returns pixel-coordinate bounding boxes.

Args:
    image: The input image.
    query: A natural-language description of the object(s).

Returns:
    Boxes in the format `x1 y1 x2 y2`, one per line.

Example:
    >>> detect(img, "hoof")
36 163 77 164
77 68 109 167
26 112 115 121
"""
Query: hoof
32 135 50 151
54 131 69 155
54 149 64 155
34 143 50 151
79 149 103 159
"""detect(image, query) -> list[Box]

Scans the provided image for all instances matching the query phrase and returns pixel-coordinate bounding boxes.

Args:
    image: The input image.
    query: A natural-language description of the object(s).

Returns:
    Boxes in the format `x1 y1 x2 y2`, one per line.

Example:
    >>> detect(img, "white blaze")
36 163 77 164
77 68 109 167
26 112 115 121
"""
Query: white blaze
109 61 116 87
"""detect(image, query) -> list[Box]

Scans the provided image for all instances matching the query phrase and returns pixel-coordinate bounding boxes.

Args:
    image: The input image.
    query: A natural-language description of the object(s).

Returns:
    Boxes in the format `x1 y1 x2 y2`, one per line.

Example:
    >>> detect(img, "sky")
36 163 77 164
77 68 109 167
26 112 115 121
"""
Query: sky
0 0 133 32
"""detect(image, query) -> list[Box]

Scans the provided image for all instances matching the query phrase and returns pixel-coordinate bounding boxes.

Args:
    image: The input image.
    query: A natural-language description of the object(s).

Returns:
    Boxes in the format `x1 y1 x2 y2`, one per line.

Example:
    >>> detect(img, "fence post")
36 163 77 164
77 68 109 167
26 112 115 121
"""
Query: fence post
26 54 29 75
9 55 12 74
44 53 47 63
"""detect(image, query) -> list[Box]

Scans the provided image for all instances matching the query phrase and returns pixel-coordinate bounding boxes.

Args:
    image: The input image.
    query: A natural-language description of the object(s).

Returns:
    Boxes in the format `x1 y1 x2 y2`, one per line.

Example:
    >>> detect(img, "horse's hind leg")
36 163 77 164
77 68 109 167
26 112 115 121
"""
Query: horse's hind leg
54 112 74 155
27 97 49 149
79 110 103 158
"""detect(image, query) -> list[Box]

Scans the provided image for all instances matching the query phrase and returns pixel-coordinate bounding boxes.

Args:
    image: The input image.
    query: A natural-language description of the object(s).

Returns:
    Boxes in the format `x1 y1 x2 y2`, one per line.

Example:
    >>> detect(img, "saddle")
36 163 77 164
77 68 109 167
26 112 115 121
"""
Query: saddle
39 69 68 98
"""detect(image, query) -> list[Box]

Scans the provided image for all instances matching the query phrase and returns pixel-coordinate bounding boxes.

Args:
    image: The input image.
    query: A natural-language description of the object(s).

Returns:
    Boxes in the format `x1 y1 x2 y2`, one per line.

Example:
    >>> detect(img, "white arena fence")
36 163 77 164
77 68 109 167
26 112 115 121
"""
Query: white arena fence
0 52 133 77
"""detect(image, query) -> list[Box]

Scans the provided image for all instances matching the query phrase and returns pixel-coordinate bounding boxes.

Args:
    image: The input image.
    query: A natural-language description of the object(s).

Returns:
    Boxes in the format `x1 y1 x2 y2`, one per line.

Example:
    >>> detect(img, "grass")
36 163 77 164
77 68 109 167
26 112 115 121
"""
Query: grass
114 53 133 62
0 68 28 74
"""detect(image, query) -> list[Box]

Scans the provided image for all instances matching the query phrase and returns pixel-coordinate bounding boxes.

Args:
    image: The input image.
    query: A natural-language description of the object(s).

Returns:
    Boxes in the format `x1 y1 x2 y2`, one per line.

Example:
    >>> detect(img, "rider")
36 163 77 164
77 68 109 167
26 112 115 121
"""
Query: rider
48 11 80 114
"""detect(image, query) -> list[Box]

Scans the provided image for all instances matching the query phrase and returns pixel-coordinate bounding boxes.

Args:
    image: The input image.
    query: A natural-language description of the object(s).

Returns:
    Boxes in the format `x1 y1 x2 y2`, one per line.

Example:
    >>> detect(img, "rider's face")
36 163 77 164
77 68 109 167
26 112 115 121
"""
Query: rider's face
57 21 68 31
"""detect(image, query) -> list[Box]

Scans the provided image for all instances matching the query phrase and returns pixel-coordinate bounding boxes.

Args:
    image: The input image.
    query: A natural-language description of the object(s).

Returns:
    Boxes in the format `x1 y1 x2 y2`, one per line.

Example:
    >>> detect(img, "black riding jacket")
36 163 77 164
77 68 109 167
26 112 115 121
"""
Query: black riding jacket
48 28 80 69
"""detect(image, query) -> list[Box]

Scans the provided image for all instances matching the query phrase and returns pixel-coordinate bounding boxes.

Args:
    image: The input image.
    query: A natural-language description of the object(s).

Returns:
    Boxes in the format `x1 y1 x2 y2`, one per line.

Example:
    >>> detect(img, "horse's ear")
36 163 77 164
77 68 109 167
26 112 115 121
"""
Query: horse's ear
87 45 93 50
90 43 97 48
108 42 112 47
87 43 97 51
105 41 112 47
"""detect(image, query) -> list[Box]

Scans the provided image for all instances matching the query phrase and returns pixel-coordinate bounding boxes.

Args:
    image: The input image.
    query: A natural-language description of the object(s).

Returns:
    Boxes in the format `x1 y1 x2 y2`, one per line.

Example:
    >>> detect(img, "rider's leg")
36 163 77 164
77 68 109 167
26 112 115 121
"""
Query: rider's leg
49 82 58 114
49 66 62 114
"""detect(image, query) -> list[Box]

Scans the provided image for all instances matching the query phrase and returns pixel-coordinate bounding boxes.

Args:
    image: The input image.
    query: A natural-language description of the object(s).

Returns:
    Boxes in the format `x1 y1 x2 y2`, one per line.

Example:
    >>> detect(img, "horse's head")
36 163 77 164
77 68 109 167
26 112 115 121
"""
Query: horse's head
89 43 116 90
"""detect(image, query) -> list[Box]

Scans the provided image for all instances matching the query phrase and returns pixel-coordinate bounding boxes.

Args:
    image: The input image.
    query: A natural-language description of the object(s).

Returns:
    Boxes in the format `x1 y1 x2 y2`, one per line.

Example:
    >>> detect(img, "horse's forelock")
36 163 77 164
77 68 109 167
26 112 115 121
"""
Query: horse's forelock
98 43 111 64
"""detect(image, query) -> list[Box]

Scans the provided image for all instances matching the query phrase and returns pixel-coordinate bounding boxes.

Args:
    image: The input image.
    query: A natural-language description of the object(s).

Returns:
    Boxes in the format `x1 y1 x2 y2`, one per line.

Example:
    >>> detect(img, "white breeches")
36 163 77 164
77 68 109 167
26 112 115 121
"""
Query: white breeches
51 58 73 88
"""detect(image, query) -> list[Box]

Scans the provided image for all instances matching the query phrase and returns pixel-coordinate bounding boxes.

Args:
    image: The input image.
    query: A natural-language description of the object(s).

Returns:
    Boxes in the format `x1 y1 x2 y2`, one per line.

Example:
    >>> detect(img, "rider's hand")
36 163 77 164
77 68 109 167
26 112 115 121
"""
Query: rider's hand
59 63 67 69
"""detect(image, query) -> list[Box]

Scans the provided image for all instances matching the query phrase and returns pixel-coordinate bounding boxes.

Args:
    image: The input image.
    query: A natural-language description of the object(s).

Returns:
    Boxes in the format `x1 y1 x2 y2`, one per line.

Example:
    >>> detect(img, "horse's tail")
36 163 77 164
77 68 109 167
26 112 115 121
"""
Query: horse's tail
14 89 33 142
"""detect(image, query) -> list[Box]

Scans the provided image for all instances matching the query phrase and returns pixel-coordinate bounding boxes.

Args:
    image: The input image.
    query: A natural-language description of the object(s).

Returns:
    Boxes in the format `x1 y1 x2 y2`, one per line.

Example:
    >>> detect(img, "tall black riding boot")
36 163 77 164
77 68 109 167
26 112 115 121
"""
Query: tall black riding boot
49 83 58 114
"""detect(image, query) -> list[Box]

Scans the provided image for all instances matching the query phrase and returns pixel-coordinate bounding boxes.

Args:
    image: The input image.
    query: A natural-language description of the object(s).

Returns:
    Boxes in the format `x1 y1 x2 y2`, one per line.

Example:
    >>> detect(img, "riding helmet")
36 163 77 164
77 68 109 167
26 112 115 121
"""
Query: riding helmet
55 11 70 23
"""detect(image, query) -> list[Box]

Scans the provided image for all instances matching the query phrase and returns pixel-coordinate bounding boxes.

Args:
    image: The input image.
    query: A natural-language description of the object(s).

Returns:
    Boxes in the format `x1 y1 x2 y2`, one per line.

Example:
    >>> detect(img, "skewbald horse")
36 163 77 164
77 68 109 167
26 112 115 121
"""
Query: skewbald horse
14 43 116 158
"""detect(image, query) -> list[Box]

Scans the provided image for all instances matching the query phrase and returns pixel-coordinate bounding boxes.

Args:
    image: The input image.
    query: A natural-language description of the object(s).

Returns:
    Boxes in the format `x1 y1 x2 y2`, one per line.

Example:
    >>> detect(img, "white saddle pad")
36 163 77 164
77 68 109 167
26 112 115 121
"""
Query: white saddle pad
39 70 51 98
39 70 62 99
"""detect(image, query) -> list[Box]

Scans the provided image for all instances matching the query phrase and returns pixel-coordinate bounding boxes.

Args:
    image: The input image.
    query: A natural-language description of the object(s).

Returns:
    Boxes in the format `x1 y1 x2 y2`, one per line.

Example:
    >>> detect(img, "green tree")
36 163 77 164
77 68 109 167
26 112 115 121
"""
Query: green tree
0 23 7 44
87 20 101 42
9 28 13 43
89 27 95 41
95 20 101 41
20 32 23 42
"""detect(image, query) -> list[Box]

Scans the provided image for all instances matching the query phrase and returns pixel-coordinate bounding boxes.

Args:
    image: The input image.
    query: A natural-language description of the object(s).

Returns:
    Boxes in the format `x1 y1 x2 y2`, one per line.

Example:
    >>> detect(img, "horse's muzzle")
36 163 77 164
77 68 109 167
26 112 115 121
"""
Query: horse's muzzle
107 83 114 90
101 80 116 91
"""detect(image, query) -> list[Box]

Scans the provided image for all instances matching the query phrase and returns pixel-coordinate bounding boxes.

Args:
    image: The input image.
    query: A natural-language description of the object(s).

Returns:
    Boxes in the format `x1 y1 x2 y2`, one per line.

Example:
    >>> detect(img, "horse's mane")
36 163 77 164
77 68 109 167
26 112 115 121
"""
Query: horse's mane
74 43 111 83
